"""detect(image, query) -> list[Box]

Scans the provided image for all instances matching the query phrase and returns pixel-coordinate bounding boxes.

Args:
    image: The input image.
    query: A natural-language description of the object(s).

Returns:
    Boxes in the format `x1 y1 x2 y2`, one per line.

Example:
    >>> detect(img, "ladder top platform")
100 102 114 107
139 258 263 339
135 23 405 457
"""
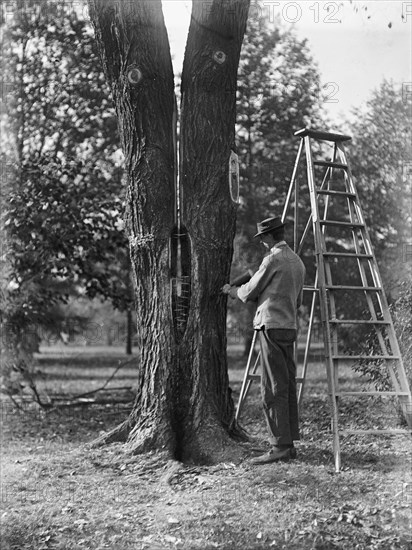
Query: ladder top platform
294 128 352 142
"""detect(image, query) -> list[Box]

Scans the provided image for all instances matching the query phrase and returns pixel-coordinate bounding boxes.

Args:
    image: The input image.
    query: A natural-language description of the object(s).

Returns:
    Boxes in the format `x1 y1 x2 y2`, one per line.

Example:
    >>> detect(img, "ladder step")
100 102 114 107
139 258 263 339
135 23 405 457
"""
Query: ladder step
319 220 364 228
304 283 380 291
325 285 382 291
317 190 356 198
329 319 391 325
323 252 373 259
314 161 348 170
294 128 352 142
245 375 306 383
332 355 401 361
336 391 411 396
342 429 412 435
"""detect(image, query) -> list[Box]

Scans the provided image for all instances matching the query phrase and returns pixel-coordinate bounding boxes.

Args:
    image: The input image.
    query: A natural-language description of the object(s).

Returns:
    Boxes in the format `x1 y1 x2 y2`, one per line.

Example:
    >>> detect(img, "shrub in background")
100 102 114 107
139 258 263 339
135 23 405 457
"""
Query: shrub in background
354 281 412 424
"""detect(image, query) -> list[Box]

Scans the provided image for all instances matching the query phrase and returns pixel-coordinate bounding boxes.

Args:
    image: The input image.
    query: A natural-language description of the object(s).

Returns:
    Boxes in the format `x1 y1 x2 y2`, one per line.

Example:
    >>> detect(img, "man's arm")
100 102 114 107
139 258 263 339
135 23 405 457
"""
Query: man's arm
230 270 253 286
222 255 276 302
221 270 253 299
236 257 277 303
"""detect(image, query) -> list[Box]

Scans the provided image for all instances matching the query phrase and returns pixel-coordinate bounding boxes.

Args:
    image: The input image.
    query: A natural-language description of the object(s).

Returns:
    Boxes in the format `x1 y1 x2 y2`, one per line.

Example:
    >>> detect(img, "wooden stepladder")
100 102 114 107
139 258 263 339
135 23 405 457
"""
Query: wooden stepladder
236 127 412 472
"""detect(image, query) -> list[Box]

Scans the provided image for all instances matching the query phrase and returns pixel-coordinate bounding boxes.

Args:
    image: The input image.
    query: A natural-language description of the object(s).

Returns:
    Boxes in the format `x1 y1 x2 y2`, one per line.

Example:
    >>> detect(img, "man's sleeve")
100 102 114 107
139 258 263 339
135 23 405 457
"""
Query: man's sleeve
237 257 276 303
296 264 306 309
297 287 303 309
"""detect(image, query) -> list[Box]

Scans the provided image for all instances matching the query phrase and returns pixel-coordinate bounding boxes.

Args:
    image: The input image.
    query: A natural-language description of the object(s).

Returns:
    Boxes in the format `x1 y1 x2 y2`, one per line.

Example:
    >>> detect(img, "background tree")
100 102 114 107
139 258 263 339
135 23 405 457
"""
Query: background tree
229 15 327 350
345 81 412 385
237 16 324 227
347 80 412 297
0 2 133 402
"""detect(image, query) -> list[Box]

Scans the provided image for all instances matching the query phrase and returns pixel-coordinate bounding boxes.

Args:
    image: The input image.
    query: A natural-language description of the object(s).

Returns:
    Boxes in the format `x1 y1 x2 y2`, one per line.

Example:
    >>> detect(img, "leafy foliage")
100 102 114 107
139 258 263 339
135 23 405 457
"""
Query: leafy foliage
1 2 130 328
229 16 328 344
392 282 412 384
4 1 118 161
355 281 412 397
236 16 325 238
5 156 127 317
348 80 412 296
0 2 130 401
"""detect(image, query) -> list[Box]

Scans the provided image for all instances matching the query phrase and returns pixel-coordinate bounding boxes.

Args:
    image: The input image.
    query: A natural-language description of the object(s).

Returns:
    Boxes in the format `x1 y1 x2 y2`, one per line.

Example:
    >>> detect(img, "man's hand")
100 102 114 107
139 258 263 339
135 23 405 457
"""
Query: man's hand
221 284 238 299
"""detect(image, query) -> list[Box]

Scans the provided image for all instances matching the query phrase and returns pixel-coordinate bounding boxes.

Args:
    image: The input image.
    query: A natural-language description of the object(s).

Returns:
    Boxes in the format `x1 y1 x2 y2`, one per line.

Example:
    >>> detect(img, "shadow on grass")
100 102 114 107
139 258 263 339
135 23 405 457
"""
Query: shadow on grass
40 372 137 382
36 355 137 368
0 511 57 550
2 401 133 445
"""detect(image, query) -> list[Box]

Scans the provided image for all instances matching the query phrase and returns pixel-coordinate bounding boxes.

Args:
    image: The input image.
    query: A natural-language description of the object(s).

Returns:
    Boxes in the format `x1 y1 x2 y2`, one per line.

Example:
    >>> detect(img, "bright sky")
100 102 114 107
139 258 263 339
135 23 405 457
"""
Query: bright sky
161 0 412 123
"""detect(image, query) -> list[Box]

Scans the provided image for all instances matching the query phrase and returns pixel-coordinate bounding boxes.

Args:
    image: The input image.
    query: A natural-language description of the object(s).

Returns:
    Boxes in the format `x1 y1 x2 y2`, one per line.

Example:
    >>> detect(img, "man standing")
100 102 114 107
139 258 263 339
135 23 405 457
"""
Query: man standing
222 217 305 464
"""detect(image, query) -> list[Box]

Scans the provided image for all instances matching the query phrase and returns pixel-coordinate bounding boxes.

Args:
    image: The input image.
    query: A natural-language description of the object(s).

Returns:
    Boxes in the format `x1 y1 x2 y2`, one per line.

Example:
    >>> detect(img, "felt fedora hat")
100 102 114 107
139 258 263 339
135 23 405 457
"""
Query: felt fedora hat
254 216 286 238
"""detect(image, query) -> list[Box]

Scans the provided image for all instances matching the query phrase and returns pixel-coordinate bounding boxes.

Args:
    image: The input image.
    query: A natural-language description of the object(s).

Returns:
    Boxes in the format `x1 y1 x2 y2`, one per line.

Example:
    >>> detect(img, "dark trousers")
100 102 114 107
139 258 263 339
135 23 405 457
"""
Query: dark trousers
258 328 300 446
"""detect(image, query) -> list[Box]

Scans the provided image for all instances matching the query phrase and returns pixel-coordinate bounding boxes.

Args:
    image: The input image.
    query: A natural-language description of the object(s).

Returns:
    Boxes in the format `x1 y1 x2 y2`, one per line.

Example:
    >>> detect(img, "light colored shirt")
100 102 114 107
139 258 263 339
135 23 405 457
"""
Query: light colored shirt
237 241 305 330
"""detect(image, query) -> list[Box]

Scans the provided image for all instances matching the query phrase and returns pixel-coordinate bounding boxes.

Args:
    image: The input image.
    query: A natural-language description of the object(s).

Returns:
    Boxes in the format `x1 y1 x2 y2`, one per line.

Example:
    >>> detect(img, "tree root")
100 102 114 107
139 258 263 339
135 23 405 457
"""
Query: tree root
92 414 177 461
91 413 253 466
125 422 176 457
159 459 186 485
175 418 250 465
92 419 131 446
228 418 251 442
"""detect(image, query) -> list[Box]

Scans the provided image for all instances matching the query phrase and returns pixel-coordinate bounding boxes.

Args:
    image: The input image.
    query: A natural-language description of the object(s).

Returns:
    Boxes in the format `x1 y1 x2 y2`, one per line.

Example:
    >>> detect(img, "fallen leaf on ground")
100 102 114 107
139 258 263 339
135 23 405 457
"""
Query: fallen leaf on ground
167 517 180 525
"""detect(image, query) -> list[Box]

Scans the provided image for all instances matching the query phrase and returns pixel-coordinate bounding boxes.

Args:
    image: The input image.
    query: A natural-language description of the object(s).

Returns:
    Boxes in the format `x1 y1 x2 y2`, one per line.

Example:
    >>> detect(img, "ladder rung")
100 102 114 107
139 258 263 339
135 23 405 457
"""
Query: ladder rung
319 220 364 228
245 374 306 381
336 391 410 396
294 128 352 142
323 252 373 259
329 319 391 325
332 355 400 361
303 286 319 292
317 190 356 198
314 161 348 170
341 429 412 435
246 374 307 383
325 285 382 291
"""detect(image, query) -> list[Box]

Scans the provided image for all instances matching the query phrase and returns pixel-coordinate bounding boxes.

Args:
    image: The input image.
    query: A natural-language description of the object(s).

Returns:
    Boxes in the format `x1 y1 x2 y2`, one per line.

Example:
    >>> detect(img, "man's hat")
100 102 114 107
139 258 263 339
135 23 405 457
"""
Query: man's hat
254 216 286 238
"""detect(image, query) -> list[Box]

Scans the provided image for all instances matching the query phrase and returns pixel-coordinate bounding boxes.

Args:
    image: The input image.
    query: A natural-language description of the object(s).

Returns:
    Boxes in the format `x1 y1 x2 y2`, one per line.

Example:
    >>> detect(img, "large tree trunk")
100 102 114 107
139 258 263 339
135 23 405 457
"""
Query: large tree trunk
178 1 250 461
89 0 250 463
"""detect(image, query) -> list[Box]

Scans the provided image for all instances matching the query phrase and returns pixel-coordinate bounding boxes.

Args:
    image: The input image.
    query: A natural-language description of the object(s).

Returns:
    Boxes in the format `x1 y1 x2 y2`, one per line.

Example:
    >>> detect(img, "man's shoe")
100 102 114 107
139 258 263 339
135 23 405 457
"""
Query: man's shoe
250 446 292 465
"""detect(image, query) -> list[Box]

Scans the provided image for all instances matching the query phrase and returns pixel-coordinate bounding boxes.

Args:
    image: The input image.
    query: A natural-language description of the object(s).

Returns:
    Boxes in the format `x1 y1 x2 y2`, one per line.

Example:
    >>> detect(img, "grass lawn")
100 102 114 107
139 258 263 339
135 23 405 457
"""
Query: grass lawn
1 346 411 549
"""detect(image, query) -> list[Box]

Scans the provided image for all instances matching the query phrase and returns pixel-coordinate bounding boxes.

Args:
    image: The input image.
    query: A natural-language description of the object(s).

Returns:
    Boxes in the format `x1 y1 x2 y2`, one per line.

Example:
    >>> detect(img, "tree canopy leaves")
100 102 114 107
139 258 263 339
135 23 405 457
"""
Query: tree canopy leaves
1 2 130 339
349 80 412 295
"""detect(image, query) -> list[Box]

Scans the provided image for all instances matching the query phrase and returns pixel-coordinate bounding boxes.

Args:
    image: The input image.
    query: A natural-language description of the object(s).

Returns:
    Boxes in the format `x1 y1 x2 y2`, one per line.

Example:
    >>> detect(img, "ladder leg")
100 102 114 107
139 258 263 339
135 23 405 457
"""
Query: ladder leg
235 331 258 421
294 163 299 253
332 403 341 472
305 135 341 472
241 352 261 410
282 139 304 224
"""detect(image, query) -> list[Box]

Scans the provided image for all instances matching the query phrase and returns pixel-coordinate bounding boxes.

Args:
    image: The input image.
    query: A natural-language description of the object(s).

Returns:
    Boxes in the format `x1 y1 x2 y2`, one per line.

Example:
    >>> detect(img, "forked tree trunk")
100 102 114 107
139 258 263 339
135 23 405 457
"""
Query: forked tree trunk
89 0 250 463
178 1 250 461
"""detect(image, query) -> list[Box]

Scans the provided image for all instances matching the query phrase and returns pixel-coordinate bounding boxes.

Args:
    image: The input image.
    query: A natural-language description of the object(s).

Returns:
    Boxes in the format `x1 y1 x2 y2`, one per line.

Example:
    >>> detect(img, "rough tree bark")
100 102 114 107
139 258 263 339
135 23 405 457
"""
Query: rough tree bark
88 0 250 463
